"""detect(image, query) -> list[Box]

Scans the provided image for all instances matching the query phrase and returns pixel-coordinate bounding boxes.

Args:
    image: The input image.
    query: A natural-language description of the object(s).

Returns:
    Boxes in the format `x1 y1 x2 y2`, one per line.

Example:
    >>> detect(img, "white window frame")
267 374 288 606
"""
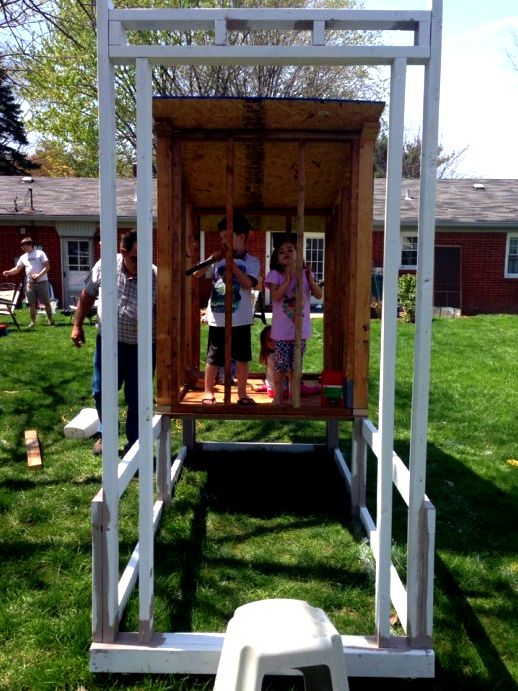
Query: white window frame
505 232 518 278
401 231 418 269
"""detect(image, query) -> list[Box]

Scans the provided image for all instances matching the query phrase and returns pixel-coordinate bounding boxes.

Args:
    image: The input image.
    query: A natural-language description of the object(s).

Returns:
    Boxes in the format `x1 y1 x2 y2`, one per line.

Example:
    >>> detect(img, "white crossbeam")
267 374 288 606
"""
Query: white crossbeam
110 8 430 34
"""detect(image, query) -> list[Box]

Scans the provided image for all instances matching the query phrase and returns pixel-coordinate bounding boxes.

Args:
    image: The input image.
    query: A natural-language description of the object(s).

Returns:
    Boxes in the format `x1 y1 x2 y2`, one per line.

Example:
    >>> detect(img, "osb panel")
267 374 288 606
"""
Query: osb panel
153 96 384 133
153 96 383 211
178 139 352 209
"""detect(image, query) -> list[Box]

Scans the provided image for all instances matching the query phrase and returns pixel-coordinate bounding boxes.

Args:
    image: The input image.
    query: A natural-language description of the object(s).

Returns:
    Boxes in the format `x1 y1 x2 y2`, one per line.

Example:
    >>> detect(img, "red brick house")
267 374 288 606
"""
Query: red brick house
1 176 518 315
0 177 138 307
372 178 518 315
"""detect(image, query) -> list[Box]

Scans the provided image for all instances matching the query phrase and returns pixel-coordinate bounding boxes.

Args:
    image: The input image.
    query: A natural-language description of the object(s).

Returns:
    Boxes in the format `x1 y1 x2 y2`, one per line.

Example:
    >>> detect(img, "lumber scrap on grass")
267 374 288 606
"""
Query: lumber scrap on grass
25 429 43 469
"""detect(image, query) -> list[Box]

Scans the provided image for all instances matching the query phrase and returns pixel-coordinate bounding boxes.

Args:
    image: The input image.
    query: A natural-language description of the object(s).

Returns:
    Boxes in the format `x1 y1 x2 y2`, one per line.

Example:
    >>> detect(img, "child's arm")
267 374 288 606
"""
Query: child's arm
266 271 291 302
192 250 223 278
230 259 257 290
305 266 323 300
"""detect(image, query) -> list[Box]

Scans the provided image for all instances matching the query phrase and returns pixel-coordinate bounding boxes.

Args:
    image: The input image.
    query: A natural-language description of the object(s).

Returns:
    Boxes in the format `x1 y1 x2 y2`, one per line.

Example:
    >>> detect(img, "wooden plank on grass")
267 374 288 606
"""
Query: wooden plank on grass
25 429 43 469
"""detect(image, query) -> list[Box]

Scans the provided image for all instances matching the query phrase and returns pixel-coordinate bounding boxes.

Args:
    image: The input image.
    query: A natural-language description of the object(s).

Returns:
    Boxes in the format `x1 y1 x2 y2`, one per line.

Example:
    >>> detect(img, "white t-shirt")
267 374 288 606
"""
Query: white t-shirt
17 249 49 283
205 253 260 328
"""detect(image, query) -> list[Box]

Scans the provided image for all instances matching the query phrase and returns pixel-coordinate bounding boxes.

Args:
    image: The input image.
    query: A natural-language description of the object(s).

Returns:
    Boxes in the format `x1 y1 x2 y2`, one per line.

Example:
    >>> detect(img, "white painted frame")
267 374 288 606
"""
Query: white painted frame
504 232 518 278
91 1 442 678
401 230 418 269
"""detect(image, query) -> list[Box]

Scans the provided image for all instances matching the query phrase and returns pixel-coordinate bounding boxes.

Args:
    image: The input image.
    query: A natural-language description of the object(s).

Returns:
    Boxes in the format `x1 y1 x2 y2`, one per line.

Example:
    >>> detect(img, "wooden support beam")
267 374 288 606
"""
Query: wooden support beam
25 429 43 469
292 141 305 408
224 139 234 405
170 137 183 406
155 122 174 409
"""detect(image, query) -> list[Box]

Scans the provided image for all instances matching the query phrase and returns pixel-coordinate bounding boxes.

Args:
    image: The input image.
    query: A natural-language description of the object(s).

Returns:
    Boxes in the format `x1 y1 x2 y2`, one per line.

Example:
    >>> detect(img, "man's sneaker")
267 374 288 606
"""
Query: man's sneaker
92 436 103 455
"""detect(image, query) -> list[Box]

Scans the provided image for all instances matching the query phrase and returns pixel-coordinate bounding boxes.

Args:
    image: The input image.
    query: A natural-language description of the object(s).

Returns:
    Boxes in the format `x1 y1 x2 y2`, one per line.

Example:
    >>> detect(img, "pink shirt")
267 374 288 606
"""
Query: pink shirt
265 269 312 340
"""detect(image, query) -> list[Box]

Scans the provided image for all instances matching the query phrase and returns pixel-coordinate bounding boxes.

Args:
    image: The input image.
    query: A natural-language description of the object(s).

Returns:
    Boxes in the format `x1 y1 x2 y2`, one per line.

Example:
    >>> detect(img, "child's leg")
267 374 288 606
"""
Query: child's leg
232 325 253 402
204 363 218 399
272 369 285 405
205 325 223 401
235 361 249 400
272 339 289 405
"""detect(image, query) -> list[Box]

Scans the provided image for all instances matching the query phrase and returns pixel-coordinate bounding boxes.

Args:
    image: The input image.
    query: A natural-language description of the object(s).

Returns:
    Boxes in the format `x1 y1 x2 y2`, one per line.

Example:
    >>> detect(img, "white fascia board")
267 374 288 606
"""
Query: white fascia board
111 8 429 33
108 44 430 67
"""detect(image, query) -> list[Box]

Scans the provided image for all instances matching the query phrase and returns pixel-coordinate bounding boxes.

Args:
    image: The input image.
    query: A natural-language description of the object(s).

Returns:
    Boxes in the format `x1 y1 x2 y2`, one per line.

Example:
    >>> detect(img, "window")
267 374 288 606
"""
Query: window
304 234 324 285
67 240 91 271
401 233 418 268
505 234 518 277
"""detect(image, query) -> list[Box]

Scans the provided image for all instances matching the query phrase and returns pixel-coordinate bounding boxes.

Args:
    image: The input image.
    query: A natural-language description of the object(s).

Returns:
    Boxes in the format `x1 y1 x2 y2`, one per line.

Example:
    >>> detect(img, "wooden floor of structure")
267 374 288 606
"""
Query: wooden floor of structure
157 375 362 420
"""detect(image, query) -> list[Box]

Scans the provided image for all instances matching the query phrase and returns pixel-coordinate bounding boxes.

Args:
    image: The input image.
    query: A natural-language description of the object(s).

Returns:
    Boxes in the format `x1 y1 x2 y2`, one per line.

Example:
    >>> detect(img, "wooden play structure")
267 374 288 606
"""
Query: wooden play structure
154 96 383 418
90 1 442 680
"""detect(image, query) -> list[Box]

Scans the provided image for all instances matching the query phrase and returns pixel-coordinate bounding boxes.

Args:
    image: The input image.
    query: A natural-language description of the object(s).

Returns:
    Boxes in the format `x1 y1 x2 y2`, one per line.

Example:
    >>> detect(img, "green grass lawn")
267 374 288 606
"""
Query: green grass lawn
0 309 517 690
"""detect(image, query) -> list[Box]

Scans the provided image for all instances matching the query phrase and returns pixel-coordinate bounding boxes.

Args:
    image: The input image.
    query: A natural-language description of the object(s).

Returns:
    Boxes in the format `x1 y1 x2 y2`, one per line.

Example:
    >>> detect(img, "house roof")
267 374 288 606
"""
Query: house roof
0 177 140 223
1 176 518 228
373 178 518 228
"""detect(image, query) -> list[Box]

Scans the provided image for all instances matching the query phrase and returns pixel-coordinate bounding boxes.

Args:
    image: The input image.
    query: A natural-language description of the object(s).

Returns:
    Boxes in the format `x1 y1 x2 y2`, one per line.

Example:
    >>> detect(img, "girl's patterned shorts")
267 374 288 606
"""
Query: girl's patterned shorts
273 339 307 373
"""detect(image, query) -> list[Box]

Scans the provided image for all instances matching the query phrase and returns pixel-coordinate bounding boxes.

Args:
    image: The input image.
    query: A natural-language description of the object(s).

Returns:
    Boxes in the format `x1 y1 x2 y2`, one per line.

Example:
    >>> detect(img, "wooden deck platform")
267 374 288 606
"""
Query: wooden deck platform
156 375 364 420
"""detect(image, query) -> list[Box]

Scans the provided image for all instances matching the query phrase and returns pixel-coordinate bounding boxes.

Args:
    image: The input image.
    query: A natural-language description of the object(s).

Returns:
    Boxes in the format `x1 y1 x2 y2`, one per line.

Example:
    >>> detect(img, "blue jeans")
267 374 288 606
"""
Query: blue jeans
92 335 156 448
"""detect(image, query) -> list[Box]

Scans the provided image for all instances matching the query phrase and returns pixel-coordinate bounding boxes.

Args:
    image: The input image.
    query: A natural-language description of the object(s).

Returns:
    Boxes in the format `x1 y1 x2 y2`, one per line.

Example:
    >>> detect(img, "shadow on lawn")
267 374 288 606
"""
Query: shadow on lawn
373 439 518 691
148 433 518 691
152 447 367 631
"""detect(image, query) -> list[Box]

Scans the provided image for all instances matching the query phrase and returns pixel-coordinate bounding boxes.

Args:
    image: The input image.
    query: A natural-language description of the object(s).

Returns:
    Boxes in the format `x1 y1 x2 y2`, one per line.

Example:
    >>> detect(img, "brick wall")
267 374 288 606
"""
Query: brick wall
0 224 151 308
438 231 518 315
4 221 518 316
0 225 63 299
373 228 518 315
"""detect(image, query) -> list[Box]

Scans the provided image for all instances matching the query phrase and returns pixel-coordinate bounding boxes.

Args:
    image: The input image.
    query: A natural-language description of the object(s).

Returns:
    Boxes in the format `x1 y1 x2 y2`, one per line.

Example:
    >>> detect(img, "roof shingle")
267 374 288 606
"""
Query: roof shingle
1 176 518 227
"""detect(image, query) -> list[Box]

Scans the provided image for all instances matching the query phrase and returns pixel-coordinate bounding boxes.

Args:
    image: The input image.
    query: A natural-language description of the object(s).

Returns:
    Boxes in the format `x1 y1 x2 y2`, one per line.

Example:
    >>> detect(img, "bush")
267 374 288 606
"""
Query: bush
398 273 417 322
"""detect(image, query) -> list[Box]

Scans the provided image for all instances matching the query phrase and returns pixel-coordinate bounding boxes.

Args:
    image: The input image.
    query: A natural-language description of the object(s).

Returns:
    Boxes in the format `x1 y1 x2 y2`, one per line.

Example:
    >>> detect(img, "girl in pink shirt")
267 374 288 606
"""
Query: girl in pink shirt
265 237 323 404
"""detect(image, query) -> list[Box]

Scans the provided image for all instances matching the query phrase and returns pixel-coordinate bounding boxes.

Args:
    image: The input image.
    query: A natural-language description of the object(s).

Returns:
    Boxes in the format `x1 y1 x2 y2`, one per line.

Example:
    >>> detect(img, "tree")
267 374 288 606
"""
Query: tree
374 129 467 179
0 66 39 175
4 0 385 177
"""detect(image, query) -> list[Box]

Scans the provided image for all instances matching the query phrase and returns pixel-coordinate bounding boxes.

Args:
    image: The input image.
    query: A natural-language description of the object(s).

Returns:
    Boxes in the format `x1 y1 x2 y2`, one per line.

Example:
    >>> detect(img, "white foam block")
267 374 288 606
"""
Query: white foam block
64 408 100 439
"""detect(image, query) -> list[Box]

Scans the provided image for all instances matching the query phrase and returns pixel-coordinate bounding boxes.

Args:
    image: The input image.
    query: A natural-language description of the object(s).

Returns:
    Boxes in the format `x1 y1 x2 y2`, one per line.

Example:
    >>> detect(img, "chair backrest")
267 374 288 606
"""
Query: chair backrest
0 282 21 314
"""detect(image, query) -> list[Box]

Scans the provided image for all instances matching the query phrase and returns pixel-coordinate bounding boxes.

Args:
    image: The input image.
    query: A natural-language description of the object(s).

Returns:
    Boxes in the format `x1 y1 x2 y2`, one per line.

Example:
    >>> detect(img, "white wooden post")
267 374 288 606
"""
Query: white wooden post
375 56 406 645
407 0 443 645
156 415 172 506
97 0 120 644
135 56 155 643
350 417 366 518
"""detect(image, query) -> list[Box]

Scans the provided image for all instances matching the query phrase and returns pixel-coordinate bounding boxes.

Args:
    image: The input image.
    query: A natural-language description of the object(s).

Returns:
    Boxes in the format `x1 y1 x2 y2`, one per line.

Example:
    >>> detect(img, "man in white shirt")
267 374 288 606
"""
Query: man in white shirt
2 237 55 327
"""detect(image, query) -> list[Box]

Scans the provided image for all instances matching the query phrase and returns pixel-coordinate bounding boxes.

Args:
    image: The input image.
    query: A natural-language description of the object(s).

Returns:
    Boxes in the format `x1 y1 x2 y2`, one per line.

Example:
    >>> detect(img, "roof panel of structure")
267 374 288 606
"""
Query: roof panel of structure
153 96 384 210
153 96 385 132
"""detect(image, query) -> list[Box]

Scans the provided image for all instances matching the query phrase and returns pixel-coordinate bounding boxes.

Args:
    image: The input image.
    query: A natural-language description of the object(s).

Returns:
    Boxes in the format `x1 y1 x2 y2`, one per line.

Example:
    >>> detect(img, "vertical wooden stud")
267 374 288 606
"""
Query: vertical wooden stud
224 139 234 405
293 141 305 408
155 122 174 411
170 136 183 406
354 124 378 412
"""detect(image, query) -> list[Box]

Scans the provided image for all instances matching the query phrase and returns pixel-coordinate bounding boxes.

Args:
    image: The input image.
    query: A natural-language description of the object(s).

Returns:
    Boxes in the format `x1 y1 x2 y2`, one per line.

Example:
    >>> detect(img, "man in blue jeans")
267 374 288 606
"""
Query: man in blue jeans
70 230 156 455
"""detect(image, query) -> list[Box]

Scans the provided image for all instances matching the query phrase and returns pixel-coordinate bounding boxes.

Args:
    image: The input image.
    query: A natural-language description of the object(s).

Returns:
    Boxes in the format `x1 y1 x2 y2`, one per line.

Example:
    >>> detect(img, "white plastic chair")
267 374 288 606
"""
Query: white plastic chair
213 599 349 691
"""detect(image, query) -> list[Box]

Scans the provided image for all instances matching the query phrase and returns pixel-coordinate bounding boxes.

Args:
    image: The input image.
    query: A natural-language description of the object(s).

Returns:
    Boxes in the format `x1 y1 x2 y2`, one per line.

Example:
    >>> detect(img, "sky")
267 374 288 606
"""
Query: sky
362 0 518 178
